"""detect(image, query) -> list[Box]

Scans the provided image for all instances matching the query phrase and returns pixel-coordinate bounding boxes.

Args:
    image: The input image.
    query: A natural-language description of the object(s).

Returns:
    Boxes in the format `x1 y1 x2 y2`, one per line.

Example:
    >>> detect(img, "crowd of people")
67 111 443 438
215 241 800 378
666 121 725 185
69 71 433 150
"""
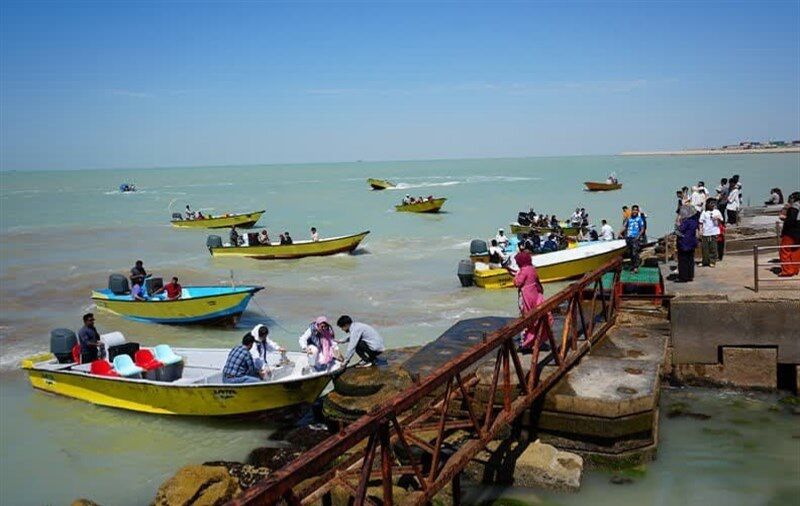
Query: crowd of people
221 316 386 384
402 194 436 205
229 227 321 246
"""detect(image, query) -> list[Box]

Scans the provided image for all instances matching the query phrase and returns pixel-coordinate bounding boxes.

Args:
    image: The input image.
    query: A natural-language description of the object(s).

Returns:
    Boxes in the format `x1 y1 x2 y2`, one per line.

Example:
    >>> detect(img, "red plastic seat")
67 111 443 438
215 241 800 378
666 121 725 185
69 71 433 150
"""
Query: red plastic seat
134 349 163 371
72 344 81 364
90 360 120 377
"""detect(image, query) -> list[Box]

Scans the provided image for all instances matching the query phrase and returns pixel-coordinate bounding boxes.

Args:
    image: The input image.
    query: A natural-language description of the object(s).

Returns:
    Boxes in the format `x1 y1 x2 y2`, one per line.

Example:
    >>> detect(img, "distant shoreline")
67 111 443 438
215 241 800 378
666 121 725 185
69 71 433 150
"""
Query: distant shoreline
620 147 800 156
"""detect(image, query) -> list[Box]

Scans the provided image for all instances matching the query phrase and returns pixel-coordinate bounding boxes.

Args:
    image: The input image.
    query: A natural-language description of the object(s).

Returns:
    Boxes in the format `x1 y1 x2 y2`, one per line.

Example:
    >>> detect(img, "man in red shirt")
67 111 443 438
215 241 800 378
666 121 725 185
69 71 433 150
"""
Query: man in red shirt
155 277 182 300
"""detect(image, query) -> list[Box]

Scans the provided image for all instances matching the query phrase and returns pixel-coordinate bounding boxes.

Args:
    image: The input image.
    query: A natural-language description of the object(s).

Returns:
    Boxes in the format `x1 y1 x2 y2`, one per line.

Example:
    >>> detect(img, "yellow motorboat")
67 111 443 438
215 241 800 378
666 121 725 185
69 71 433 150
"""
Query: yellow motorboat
92 283 263 325
208 231 370 259
509 222 583 237
367 178 396 190
465 240 627 289
22 339 340 416
171 210 265 229
395 198 447 213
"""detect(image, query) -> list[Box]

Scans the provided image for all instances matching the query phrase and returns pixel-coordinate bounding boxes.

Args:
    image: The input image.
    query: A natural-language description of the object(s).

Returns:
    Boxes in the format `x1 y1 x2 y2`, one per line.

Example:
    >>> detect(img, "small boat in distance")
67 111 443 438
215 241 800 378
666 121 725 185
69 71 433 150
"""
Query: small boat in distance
584 181 623 191
368 178 396 190
170 210 265 229
23 331 340 416
119 183 136 192
396 197 447 213
207 231 370 259
92 276 263 325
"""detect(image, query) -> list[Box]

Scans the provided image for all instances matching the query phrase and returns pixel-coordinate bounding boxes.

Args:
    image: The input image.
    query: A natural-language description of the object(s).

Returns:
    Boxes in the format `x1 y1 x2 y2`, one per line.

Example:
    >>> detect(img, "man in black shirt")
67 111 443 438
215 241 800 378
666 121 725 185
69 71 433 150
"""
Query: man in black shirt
78 313 103 363
130 260 147 286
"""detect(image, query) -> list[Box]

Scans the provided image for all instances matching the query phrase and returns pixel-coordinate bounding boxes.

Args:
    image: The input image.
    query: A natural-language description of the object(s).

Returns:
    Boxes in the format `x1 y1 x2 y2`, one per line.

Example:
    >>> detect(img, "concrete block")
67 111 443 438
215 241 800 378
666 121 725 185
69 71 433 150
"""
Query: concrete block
543 357 660 418
671 299 800 365
673 347 777 389
513 439 583 491
534 409 656 439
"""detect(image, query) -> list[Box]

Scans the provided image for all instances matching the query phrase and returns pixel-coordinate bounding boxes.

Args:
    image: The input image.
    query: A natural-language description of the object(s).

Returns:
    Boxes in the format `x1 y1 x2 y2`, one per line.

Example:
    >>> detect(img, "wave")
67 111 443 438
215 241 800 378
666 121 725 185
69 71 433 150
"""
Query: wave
393 181 460 190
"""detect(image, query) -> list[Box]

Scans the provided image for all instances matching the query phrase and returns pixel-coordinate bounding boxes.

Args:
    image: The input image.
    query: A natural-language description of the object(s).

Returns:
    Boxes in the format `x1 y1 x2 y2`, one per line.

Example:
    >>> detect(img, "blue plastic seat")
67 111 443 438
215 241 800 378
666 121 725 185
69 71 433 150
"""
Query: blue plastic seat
113 355 144 377
154 345 183 365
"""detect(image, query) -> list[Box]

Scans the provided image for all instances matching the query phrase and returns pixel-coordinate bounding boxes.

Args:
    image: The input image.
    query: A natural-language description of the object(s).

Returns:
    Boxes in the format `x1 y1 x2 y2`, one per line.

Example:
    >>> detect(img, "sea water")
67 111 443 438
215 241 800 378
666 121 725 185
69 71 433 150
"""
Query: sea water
1 154 798 504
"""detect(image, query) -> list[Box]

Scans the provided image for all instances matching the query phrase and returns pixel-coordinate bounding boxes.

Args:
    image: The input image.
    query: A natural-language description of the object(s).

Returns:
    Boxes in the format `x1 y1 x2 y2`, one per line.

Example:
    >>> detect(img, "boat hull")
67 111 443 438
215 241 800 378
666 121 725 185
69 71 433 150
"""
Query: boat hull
473 242 627 289
91 287 262 324
395 198 447 213
584 181 623 191
171 210 265 229
23 361 331 416
210 231 370 259
367 178 395 190
509 222 583 237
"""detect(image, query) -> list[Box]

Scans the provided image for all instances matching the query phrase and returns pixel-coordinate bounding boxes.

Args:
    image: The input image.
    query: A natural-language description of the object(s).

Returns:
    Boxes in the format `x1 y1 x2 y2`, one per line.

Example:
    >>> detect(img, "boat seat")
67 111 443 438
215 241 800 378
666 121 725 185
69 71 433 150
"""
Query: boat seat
113 355 144 378
90 360 119 377
154 345 183 365
134 349 163 371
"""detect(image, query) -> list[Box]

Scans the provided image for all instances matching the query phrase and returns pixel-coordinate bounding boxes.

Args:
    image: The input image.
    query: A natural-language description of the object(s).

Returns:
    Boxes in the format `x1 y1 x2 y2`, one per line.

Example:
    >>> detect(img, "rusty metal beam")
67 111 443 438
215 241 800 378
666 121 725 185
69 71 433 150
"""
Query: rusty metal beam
228 257 622 506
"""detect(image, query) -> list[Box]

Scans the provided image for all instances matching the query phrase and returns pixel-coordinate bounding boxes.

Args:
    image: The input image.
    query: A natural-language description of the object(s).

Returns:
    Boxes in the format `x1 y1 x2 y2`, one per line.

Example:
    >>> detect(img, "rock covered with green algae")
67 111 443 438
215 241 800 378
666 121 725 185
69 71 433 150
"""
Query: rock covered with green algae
323 363 415 421
71 500 102 506
153 465 241 506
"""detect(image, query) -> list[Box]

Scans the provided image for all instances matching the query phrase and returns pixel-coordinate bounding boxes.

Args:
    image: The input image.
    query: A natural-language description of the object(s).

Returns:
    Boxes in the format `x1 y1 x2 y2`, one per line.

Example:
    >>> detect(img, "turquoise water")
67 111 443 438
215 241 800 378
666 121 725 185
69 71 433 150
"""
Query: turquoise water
1 154 798 504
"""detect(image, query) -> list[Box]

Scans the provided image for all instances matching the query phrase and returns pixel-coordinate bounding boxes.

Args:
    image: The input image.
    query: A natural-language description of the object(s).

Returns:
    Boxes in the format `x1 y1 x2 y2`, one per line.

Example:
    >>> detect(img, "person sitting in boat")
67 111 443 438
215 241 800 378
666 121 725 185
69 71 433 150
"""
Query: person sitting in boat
194 210 205 220
600 219 615 241
570 208 582 227
278 233 287 245
495 229 510 249
488 239 509 268
540 234 559 253
606 172 618 184
130 282 147 301
130 260 147 286
402 194 412 205
298 316 339 372
78 312 104 363
765 188 784 205
230 226 241 246
588 226 599 241
580 208 589 227
153 276 182 300
550 215 559 229
258 229 271 245
284 231 293 245
426 195 434 201
521 232 541 254
185 205 193 220
248 324 284 374
222 334 262 384
336 315 386 368
311 227 319 242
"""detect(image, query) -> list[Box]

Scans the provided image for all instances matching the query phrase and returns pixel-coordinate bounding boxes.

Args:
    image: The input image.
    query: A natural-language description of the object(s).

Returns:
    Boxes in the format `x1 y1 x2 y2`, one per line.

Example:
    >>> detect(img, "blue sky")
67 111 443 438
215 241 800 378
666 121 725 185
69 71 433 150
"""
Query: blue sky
1 1 798 170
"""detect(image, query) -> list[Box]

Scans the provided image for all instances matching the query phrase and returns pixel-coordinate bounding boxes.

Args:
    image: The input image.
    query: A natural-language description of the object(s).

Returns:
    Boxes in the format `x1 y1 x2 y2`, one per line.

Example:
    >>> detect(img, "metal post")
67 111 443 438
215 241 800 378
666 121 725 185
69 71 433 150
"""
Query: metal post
753 245 759 292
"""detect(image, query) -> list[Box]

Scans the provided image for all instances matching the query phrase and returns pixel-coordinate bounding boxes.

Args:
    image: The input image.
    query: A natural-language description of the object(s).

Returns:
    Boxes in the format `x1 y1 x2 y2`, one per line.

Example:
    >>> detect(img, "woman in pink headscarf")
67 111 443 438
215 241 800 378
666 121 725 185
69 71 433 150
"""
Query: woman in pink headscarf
298 316 339 370
513 251 551 348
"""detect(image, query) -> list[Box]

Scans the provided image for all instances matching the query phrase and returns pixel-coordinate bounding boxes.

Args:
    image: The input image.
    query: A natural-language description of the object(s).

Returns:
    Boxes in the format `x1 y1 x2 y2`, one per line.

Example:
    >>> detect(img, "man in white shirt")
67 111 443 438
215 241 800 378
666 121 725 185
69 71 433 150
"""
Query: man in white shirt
336 315 386 367
570 208 582 227
494 229 509 249
600 219 615 241
487 239 508 268
690 186 707 213
699 200 723 267
310 227 319 242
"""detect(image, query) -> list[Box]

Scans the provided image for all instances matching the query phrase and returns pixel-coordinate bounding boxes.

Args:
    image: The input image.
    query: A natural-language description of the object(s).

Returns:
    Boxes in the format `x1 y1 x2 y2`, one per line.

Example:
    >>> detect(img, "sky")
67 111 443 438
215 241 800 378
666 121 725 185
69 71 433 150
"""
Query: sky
1 1 799 171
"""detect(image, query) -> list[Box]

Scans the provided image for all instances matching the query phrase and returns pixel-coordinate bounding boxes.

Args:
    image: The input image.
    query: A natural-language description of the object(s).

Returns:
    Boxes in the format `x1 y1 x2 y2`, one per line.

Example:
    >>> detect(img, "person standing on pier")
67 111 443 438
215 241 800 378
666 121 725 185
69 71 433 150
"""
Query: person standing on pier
676 206 699 282
716 178 729 222
778 192 800 277
699 200 723 267
623 205 645 273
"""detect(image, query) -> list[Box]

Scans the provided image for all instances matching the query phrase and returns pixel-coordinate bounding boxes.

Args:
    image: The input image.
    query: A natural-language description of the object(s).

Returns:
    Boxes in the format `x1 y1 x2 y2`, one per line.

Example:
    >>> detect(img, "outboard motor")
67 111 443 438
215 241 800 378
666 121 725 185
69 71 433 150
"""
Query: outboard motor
108 274 130 295
50 328 78 363
144 277 163 297
469 239 488 256
171 212 182 220
517 212 531 226
457 259 475 287
206 235 223 251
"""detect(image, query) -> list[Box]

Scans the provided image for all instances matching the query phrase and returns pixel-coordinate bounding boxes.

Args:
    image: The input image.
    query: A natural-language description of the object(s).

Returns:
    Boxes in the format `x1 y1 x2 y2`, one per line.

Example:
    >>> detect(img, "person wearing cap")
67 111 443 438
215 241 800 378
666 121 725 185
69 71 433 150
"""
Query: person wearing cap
336 316 386 367
298 316 339 371
494 229 509 249
246 324 284 375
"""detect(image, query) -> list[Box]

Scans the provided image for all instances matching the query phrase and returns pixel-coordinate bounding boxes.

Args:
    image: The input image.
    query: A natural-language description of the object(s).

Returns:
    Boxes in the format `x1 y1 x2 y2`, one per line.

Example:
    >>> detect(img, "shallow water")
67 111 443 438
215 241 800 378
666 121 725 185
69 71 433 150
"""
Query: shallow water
1 155 798 504
469 388 800 506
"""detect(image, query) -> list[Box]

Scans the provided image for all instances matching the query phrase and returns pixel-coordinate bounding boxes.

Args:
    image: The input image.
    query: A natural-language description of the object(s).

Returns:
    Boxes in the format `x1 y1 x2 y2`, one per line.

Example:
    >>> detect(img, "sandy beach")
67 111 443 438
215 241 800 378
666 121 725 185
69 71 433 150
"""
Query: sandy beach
620 147 800 156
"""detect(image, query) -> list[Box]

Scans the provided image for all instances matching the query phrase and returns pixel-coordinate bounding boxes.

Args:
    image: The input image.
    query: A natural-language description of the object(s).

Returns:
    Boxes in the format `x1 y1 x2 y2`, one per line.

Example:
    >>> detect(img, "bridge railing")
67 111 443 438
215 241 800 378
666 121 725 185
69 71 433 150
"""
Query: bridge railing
752 245 800 292
230 256 623 506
